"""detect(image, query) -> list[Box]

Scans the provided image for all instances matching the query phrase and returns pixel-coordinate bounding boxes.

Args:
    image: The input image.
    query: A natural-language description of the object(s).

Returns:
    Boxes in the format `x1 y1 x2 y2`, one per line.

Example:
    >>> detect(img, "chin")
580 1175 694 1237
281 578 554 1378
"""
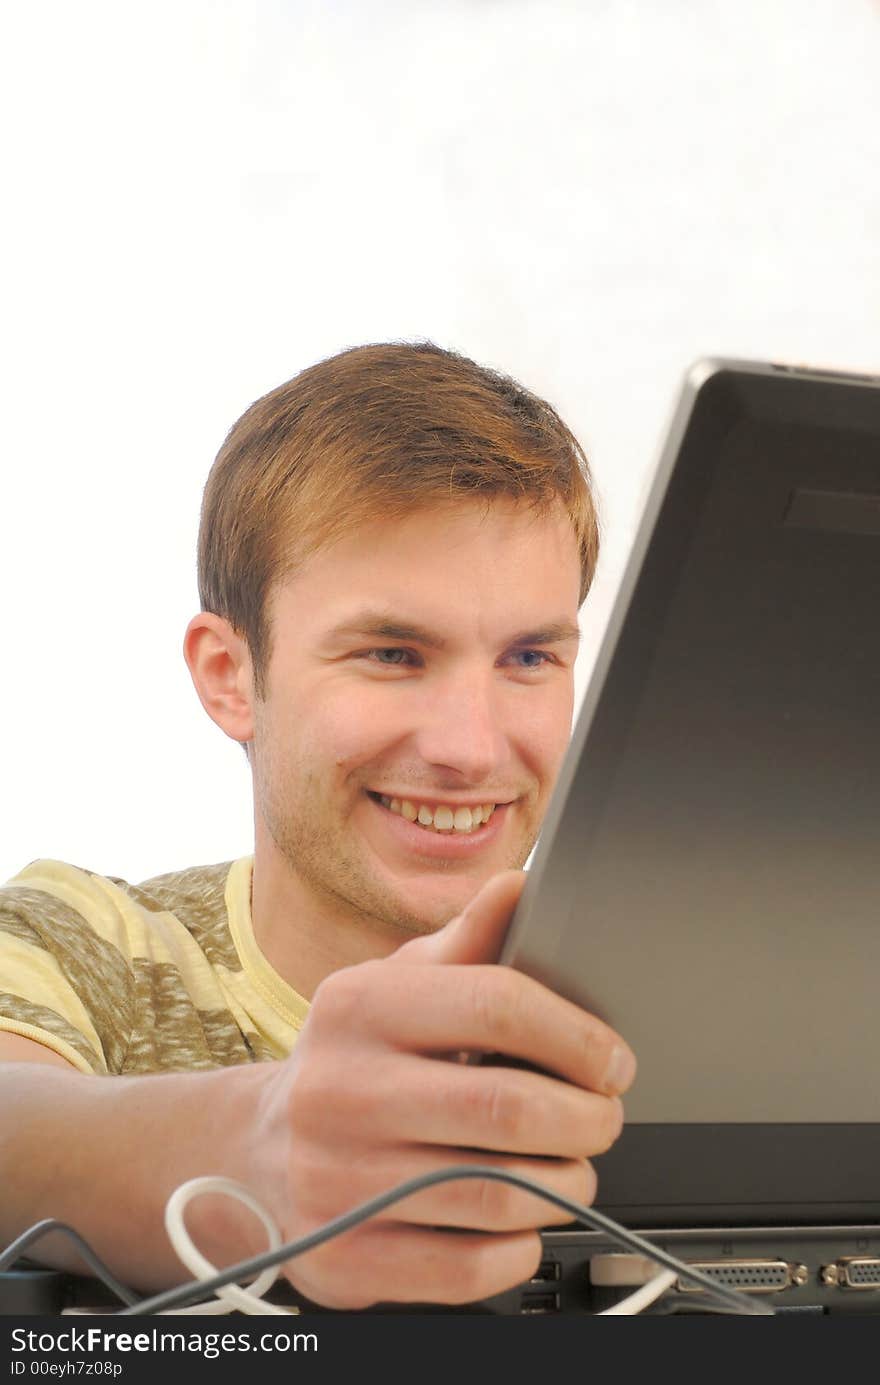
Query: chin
396 878 481 931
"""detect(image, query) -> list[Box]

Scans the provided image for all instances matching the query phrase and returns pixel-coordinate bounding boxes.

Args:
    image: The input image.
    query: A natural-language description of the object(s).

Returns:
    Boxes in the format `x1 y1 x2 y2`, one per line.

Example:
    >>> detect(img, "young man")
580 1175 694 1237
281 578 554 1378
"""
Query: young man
0 343 636 1310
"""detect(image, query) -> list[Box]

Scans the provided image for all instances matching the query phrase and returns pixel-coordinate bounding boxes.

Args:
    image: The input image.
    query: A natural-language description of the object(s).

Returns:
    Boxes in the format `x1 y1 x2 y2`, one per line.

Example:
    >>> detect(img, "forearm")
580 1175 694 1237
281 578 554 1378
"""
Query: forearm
0 1061 275 1293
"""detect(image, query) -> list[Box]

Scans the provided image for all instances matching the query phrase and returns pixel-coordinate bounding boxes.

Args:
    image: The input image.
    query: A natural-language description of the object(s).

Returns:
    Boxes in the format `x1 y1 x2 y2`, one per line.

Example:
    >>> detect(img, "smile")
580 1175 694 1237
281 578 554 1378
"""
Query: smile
366 792 498 835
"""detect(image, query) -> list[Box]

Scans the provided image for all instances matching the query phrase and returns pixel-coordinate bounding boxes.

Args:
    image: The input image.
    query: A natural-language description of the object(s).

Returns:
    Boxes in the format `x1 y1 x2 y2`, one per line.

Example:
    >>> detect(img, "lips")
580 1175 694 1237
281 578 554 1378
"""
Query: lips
364 789 511 858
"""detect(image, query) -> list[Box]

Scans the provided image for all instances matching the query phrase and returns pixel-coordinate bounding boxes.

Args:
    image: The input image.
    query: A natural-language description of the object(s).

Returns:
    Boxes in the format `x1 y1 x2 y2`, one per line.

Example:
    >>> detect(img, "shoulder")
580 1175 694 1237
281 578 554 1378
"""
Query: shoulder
0 859 117 939
1 857 249 975
1 858 229 950
127 861 234 917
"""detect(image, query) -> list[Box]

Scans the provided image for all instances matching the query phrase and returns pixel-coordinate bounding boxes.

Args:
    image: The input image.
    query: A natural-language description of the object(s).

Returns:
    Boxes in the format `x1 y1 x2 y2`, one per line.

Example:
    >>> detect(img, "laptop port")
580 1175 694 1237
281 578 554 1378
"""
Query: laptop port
676 1259 808 1294
521 1291 560 1314
530 1260 561 1284
589 1253 658 1287
820 1258 880 1289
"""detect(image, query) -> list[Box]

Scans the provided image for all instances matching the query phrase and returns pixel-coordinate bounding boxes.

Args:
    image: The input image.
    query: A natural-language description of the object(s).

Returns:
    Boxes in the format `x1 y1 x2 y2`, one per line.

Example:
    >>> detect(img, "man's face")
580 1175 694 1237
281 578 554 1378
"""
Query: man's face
249 497 582 937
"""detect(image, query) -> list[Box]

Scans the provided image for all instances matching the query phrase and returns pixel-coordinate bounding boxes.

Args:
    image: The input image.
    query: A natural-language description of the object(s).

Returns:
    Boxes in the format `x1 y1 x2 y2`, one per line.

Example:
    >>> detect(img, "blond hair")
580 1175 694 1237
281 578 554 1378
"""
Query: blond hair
198 341 599 701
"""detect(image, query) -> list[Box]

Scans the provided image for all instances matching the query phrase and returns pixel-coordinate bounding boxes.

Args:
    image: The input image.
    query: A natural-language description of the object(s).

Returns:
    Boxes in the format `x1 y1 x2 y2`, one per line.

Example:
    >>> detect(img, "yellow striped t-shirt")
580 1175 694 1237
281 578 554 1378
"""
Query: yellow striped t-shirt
0 857 308 1075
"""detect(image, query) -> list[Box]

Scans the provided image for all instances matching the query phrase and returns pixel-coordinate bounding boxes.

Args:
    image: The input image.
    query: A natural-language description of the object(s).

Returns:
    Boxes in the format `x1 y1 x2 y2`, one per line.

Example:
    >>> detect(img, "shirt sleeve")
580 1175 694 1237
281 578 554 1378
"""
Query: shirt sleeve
0 867 137 1074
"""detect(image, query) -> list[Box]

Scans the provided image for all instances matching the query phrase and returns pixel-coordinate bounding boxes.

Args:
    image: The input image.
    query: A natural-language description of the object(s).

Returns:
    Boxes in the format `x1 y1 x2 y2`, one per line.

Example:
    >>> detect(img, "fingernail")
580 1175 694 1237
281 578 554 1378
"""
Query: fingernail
605 1045 637 1095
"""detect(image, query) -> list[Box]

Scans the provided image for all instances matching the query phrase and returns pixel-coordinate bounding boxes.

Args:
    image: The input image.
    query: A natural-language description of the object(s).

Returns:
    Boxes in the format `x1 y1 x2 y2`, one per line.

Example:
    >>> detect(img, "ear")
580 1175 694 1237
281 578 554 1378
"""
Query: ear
183 612 256 747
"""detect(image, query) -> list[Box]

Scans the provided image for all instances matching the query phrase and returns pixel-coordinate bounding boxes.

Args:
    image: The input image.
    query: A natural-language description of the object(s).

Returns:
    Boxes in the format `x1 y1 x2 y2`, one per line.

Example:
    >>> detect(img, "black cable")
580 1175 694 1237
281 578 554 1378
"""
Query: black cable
116 1165 773 1317
0 1219 139 1307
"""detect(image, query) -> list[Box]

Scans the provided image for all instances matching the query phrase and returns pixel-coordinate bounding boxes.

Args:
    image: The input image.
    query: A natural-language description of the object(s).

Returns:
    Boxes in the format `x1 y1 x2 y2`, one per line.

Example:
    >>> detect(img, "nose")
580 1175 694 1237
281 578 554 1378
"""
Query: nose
413 668 508 785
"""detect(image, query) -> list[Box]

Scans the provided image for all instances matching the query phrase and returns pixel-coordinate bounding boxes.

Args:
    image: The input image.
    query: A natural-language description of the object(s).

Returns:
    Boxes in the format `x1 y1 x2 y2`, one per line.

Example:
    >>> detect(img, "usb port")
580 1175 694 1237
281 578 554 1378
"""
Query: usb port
521 1291 560 1314
531 1260 561 1284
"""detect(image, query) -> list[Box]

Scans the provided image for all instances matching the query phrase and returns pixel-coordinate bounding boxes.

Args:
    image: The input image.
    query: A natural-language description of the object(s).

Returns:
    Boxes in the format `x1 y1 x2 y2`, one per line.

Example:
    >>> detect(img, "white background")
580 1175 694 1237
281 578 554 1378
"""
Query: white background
2 0 878 885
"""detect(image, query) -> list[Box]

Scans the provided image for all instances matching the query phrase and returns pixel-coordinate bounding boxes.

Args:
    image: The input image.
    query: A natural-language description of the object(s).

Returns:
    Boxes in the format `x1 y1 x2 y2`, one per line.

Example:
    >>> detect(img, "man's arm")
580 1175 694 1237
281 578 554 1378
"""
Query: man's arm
0 872 636 1309
0 1034 277 1291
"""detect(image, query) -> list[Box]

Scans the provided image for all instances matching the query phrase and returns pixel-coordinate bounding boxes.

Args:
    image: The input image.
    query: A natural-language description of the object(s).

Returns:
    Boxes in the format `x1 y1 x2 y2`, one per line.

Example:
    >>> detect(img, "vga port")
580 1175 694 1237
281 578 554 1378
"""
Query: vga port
821 1258 880 1290
677 1259 807 1294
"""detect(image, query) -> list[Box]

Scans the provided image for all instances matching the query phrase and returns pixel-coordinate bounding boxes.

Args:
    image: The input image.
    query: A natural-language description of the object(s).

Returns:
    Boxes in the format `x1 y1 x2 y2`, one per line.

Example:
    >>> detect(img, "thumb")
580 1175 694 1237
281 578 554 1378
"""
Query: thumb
391 870 528 966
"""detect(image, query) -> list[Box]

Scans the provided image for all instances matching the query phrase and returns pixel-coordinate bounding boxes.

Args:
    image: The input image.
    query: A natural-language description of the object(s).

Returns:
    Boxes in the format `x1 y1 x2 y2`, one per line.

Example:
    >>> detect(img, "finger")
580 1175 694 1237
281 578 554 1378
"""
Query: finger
316 1053 624 1157
392 870 527 966
367 1150 595 1231
287 1222 544 1311
325 960 635 1096
303 1145 595 1231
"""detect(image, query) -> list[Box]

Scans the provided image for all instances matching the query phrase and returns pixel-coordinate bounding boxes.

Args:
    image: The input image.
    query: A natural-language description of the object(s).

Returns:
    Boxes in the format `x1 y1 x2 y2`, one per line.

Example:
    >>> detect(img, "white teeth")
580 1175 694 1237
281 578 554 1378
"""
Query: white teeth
374 794 497 834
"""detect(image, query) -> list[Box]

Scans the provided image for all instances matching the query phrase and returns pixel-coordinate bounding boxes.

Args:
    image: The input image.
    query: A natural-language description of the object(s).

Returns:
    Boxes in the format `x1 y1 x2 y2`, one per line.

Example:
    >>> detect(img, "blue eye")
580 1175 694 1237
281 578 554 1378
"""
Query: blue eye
514 650 551 670
367 648 415 665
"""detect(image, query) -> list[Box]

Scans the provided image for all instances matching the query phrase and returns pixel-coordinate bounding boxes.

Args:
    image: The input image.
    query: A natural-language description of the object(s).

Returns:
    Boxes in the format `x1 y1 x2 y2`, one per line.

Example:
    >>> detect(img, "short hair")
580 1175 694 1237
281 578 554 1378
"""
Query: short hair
197 341 600 702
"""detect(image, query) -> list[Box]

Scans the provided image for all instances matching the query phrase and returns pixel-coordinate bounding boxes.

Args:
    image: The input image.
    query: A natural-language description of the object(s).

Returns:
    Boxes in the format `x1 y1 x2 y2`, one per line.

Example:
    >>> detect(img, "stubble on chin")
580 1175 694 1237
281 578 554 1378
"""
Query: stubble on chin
257 742 540 939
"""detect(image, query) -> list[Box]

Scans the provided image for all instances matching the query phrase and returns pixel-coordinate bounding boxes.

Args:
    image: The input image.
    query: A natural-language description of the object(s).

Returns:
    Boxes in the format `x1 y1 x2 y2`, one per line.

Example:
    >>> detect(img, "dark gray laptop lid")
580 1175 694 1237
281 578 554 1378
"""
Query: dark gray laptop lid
499 359 880 1223
501 359 880 1127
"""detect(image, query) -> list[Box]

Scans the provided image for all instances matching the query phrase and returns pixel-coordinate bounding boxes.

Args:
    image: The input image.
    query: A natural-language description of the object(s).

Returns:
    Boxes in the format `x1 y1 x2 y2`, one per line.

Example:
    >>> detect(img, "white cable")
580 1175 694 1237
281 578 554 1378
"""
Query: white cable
164 1176 676 1317
598 1268 677 1314
164 1176 297 1315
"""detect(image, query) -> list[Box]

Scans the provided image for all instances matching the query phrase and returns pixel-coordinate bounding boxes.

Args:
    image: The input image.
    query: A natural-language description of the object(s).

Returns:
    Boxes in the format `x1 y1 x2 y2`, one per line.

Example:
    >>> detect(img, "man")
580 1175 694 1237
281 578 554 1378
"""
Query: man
0 342 636 1310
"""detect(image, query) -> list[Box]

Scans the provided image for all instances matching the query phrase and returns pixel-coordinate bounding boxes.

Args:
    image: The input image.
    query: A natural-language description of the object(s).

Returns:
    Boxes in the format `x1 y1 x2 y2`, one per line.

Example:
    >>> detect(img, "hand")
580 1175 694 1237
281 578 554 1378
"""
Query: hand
248 871 636 1309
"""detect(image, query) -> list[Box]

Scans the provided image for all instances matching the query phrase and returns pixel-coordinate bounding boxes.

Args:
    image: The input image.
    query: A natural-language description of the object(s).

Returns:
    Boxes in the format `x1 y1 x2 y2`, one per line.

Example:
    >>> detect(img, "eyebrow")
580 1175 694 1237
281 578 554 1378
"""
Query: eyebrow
323 610 581 650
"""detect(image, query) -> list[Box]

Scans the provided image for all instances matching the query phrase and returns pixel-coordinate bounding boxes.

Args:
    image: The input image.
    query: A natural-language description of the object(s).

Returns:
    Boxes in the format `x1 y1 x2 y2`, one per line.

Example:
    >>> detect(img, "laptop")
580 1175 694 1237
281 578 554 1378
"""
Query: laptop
500 357 880 1228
